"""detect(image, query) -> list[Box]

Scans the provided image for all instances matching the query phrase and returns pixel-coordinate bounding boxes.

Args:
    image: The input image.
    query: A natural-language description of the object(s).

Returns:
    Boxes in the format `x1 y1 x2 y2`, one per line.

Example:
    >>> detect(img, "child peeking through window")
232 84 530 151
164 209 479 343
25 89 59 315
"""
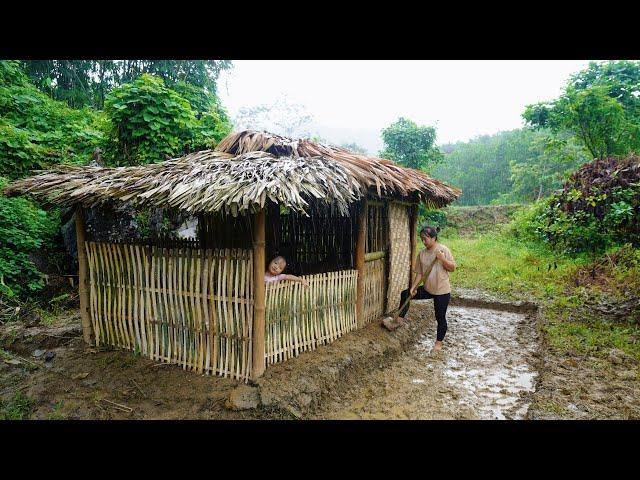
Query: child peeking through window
265 255 310 287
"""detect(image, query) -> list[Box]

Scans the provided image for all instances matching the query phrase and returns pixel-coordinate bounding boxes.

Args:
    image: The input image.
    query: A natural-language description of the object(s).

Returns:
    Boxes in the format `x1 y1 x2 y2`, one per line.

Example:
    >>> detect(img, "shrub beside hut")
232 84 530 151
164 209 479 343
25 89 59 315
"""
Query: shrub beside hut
5 130 460 381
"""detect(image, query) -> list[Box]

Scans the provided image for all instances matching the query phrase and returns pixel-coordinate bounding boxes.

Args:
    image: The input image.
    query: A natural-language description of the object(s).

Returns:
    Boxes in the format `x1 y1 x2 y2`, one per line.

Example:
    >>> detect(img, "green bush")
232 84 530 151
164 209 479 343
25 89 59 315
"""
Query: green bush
0 60 106 179
510 156 640 255
103 74 232 166
104 74 199 166
419 206 447 229
0 177 59 298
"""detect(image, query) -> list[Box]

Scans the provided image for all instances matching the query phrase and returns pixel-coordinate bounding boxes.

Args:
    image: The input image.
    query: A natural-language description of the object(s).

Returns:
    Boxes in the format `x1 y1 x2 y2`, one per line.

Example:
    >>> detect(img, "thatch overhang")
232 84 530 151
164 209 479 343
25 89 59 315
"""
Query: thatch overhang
4 130 461 216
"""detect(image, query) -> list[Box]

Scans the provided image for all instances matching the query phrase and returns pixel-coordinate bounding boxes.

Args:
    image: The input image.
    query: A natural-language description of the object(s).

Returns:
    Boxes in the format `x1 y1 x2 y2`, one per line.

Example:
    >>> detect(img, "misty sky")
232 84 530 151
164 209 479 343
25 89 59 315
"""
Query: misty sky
218 60 593 152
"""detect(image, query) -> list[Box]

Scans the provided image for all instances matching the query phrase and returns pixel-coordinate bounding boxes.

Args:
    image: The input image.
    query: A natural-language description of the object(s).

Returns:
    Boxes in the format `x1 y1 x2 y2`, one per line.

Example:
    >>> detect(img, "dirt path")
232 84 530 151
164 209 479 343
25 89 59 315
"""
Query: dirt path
313 304 539 419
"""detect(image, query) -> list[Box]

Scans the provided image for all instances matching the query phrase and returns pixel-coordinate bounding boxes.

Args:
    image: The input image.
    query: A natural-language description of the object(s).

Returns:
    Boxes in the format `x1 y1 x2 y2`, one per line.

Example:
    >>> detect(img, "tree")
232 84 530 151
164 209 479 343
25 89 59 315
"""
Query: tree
103 74 232 166
234 95 314 138
0 61 105 179
523 60 640 160
379 117 444 171
431 128 588 205
103 74 199 166
21 60 232 110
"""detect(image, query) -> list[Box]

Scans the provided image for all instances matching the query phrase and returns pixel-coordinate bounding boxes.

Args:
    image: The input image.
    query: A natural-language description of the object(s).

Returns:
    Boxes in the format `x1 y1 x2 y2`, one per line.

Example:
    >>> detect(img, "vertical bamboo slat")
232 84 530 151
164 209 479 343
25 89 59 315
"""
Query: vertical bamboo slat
75 207 93 345
252 209 266 379
355 199 367 327
409 203 418 290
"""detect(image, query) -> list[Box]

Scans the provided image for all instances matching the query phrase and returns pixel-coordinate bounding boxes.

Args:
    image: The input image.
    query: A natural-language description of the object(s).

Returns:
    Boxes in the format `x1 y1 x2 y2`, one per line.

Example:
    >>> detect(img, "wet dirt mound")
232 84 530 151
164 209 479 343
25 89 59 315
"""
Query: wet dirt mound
256 303 434 417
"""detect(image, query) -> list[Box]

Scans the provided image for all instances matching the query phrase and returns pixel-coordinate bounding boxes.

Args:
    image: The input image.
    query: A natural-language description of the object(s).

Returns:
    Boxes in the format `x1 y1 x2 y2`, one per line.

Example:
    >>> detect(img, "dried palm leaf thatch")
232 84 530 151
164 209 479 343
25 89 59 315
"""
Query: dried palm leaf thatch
216 130 461 206
6 130 460 216
5 150 361 216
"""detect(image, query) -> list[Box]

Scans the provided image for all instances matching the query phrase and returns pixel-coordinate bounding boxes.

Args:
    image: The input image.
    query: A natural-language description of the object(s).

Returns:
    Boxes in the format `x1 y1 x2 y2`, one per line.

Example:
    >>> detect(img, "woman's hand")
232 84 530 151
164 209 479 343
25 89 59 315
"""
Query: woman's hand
435 249 446 261
410 287 417 297
301 279 310 288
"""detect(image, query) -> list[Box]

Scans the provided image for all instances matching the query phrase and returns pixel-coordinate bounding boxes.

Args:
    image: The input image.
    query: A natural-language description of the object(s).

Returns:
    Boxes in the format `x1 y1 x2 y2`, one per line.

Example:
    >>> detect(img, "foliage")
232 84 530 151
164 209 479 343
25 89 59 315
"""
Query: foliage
22 60 232 109
419 207 447 229
0 390 34 420
0 178 59 298
511 156 640 255
507 132 589 203
543 318 640 361
234 95 314 138
379 117 443 171
523 61 640 160
103 74 201 166
444 230 578 300
434 129 588 205
103 74 232 165
192 99 233 149
0 61 106 179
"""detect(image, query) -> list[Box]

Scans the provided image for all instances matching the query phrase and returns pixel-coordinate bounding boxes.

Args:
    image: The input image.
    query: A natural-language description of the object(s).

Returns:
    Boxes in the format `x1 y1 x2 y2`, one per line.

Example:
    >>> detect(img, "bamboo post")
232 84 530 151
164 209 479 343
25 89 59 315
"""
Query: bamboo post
252 208 266 379
75 206 94 345
355 199 367 328
409 203 419 289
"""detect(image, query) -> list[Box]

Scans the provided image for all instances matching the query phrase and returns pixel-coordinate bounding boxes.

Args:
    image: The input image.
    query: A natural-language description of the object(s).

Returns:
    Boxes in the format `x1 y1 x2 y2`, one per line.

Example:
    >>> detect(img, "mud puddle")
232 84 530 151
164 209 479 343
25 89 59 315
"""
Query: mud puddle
313 304 539 420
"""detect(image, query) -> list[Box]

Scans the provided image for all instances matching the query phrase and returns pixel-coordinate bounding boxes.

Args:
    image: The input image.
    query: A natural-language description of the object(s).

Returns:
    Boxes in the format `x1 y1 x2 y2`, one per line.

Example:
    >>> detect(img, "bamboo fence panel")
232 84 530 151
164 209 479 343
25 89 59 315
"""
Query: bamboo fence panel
86 241 254 381
264 270 358 366
364 257 386 324
386 203 411 313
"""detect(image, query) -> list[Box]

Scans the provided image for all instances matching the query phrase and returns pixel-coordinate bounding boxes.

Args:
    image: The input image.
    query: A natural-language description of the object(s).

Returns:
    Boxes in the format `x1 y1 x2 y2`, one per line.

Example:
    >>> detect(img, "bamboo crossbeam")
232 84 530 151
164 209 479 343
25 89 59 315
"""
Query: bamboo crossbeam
355 200 367 328
364 251 386 262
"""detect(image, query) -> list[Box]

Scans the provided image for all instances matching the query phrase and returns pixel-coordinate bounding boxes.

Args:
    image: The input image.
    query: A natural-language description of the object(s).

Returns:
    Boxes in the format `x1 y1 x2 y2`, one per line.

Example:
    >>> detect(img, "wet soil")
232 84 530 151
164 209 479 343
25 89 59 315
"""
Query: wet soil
0 312 269 420
2 291 639 420
312 304 539 419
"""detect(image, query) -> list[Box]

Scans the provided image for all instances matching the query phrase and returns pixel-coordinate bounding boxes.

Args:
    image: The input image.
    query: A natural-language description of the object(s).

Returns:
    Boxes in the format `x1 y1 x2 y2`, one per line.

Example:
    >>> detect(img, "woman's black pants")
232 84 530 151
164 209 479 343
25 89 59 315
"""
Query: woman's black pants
399 287 451 341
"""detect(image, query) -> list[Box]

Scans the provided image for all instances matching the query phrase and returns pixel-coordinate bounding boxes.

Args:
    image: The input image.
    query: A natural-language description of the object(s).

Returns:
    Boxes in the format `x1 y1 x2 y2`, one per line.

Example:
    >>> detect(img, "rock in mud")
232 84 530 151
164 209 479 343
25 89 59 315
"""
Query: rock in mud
33 349 46 358
225 385 261 411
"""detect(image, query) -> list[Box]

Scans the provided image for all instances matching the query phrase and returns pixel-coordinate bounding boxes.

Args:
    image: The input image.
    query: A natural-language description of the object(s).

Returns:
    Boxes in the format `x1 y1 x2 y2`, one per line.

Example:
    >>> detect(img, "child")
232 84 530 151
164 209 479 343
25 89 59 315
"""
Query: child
265 255 310 287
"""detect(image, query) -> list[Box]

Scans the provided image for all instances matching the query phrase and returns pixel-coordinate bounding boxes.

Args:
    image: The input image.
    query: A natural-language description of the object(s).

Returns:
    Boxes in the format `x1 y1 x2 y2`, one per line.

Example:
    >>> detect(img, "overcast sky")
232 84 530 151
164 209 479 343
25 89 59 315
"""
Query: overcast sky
218 60 593 151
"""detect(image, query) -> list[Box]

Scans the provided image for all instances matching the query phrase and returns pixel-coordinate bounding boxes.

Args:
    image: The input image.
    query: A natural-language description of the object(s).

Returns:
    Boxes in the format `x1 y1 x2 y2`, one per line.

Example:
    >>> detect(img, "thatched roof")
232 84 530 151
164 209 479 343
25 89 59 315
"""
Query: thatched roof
5 130 460 216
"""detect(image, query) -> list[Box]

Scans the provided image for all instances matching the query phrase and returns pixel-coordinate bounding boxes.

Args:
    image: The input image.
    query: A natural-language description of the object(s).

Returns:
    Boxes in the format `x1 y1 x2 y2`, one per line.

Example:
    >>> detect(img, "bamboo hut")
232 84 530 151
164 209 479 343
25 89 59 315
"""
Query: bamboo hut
5 130 461 381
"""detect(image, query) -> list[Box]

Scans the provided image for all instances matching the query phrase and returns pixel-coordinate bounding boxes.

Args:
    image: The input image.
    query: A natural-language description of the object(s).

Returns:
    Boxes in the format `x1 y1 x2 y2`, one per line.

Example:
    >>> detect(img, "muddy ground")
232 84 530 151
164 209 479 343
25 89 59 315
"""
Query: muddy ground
1 290 639 420
312 304 539 419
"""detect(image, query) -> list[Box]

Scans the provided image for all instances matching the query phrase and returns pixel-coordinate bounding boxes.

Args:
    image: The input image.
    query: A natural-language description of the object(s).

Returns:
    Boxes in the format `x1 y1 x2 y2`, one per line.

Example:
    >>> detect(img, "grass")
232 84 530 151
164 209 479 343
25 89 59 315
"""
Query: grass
47 400 67 420
437 231 586 301
543 318 640 360
0 391 34 420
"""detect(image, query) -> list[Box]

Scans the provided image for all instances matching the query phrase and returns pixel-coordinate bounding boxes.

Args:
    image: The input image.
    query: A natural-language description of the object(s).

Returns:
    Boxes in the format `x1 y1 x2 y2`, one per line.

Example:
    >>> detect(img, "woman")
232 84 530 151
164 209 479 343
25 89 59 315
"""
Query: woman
398 226 456 351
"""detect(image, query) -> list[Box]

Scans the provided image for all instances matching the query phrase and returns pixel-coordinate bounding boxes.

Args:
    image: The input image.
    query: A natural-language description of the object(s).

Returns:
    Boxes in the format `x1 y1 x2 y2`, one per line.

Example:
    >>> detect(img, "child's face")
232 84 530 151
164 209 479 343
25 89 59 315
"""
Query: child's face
268 258 286 275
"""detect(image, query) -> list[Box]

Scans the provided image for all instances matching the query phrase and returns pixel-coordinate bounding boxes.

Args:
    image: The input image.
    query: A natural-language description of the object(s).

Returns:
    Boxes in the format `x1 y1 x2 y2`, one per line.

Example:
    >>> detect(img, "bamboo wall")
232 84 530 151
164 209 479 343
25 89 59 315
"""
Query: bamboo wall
364 258 386 324
386 203 412 312
264 270 358 365
85 241 254 381
364 202 388 323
